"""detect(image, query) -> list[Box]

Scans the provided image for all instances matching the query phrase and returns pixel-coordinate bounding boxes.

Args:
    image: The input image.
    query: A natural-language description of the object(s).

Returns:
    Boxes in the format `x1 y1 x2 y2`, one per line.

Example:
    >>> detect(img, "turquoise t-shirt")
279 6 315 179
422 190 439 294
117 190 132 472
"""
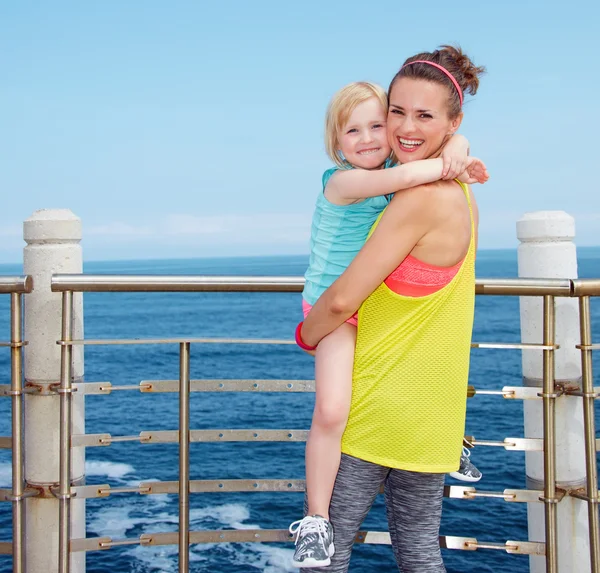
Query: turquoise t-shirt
303 164 392 306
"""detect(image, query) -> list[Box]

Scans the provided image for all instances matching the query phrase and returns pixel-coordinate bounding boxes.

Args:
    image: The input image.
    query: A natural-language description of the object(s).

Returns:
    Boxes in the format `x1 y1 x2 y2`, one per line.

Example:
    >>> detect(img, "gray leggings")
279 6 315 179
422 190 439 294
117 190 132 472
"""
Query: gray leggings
303 453 446 573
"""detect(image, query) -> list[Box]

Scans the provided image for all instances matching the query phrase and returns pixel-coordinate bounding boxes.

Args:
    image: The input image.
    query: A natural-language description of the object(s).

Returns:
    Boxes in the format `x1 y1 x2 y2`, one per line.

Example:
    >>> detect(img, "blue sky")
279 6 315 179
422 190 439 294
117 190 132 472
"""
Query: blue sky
1 0 598 262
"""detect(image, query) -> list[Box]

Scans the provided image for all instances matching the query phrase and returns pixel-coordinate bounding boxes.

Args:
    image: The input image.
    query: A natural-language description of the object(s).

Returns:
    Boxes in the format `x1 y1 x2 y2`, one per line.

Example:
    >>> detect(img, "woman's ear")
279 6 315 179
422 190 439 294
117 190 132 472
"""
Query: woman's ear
448 112 464 135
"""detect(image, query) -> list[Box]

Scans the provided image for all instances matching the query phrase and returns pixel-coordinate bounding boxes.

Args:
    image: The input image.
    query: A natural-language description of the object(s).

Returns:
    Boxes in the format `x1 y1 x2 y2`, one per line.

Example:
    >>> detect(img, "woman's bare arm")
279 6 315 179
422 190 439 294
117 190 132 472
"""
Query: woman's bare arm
301 183 443 347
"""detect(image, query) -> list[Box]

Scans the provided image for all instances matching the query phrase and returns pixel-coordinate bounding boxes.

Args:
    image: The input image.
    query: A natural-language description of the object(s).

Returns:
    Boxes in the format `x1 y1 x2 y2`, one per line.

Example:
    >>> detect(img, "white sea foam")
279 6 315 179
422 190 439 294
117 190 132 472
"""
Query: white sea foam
127 543 209 573
191 542 294 572
0 462 11 487
189 503 259 530
90 499 294 571
85 460 134 480
234 543 296 572
88 506 143 539
88 504 180 538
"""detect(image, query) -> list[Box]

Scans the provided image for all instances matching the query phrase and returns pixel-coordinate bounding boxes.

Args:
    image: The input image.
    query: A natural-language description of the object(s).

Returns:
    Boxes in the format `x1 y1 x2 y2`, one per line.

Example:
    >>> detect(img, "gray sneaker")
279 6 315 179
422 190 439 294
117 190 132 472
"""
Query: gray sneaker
289 515 335 568
449 447 482 482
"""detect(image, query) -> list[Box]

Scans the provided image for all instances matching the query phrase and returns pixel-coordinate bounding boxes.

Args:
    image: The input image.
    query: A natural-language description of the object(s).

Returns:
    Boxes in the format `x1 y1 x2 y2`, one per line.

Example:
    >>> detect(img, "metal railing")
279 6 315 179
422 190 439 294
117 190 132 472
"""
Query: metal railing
0 274 598 572
0 276 33 573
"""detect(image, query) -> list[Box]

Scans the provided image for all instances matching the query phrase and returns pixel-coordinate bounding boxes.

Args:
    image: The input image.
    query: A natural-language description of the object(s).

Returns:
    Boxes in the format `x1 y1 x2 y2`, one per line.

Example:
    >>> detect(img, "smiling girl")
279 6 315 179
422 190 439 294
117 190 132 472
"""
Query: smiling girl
289 81 488 568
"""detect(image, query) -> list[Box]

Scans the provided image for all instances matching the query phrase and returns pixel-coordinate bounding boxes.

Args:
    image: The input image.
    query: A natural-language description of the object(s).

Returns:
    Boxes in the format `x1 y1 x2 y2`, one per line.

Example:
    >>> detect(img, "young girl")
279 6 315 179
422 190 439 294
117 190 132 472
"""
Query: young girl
289 81 488 568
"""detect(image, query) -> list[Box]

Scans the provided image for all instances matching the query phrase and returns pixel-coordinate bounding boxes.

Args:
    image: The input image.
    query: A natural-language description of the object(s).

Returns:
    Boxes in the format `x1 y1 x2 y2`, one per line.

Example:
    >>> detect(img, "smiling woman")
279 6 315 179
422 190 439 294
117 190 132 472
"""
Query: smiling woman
288 75 489 569
297 46 487 573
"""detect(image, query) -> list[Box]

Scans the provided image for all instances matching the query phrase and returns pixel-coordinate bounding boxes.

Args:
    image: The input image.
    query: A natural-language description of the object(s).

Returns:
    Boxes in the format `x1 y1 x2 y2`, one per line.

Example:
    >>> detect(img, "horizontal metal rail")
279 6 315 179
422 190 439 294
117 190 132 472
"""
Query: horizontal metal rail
69 530 545 555
7 381 562 399
69 479 545 503
55 337 560 349
50 274 588 296
72 430 542 449
572 279 600 297
0 542 11 555
0 276 33 294
57 337 295 346
52 274 306 292
36 381 559 399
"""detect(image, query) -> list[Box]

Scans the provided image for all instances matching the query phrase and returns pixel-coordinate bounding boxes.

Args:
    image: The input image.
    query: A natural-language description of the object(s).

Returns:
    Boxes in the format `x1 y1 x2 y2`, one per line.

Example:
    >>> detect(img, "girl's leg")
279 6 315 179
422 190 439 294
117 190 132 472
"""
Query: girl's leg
384 469 446 573
305 323 356 519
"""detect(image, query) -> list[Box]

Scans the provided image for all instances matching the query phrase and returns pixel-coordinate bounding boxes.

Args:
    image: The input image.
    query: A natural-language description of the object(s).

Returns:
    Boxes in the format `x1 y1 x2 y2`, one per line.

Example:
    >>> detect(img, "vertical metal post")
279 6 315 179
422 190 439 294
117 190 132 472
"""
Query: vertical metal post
579 295 600 571
11 293 25 573
542 295 558 573
179 342 191 573
59 291 74 573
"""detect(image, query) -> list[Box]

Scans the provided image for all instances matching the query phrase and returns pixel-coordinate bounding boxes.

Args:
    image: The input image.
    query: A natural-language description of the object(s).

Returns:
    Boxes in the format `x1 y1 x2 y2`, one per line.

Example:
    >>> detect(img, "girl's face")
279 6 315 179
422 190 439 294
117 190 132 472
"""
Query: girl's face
387 78 462 164
337 97 391 170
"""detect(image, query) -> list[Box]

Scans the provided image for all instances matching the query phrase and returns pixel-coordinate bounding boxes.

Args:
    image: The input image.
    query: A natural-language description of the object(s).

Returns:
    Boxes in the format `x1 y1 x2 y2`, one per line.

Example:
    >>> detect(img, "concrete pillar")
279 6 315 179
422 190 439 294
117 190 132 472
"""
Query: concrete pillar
23 210 85 573
517 211 589 572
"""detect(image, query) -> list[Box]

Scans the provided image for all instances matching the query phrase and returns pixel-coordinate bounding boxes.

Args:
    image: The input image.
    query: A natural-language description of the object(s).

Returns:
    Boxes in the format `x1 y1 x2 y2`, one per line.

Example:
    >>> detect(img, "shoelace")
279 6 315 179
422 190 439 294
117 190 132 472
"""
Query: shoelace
289 516 328 546
462 446 471 458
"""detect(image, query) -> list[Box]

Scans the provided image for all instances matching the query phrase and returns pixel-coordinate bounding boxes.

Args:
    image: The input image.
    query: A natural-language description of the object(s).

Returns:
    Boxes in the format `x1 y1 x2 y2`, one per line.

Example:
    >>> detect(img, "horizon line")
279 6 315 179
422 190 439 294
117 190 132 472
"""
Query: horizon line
0 245 599 268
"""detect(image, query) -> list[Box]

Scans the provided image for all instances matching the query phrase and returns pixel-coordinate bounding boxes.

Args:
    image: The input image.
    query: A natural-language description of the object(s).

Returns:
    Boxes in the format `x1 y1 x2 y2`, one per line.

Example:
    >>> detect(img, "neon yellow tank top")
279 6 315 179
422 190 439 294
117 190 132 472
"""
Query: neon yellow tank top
341 181 475 473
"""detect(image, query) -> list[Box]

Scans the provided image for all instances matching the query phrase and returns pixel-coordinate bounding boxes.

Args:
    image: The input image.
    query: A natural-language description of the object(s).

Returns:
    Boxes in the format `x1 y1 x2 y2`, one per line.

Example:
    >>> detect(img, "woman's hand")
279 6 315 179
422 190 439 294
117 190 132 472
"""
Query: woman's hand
457 157 489 185
441 134 469 180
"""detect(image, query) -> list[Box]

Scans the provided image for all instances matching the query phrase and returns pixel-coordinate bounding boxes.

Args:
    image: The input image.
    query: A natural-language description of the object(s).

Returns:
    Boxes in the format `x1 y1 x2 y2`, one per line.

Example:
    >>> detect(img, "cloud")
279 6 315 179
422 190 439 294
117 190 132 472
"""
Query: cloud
84 212 312 246
87 222 153 236
162 213 311 242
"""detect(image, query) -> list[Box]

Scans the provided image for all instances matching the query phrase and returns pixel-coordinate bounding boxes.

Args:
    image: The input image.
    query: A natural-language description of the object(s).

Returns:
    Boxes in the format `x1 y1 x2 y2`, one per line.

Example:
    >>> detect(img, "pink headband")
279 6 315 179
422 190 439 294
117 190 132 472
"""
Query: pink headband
401 60 463 106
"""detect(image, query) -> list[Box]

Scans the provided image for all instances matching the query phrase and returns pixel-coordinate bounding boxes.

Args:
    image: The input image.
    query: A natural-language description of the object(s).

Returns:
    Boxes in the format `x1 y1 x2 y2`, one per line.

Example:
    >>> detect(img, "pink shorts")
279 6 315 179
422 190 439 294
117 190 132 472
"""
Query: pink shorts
302 299 358 327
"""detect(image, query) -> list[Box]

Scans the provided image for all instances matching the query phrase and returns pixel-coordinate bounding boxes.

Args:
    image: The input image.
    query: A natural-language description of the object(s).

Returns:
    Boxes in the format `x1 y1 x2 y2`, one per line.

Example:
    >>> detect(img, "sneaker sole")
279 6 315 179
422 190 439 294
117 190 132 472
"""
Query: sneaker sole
292 543 335 568
449 472 482 483
292 556 331 568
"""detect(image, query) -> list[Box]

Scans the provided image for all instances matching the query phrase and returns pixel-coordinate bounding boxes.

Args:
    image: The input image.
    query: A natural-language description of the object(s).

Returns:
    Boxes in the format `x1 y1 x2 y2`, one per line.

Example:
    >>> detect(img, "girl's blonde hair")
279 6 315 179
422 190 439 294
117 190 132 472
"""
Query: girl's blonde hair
324 81 388 168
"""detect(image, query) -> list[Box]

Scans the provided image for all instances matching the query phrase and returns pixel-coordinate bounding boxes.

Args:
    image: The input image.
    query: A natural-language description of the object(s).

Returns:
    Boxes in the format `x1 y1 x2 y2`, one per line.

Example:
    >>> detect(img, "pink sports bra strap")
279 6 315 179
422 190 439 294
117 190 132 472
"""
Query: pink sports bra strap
384 254 463 297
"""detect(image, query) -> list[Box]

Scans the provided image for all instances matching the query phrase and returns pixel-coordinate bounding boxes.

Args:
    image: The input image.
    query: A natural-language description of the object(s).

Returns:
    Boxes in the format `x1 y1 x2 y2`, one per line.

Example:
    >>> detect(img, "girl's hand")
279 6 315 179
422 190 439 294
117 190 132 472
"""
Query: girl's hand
441 134 469 180
457 157 490 185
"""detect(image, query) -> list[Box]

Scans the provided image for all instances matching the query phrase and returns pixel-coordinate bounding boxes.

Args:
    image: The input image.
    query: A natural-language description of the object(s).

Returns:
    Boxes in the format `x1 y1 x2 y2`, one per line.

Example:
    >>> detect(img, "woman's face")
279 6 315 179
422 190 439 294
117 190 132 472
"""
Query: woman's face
387 77 462 163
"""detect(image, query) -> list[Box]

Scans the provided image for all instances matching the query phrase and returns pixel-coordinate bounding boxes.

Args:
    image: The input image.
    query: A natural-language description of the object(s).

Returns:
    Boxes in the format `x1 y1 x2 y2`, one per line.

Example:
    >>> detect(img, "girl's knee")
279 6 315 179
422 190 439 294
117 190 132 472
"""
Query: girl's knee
312 402 349 434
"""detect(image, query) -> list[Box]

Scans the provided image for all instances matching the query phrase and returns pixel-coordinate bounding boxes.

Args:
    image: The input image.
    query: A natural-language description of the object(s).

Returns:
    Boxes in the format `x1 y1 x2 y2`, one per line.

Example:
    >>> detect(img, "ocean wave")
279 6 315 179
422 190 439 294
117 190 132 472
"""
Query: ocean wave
233 543 295 573
127 543 208 573
89 501 258 537
85 460 135 480
0 460 136 487
89 499 296 571
88 504 179 538
189 503 259 530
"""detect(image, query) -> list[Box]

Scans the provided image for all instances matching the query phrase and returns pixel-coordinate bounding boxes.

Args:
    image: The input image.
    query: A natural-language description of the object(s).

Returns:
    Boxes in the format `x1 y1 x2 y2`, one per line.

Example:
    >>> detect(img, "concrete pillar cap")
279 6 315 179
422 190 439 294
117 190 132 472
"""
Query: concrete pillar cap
516 211 575 242
24 209 82 243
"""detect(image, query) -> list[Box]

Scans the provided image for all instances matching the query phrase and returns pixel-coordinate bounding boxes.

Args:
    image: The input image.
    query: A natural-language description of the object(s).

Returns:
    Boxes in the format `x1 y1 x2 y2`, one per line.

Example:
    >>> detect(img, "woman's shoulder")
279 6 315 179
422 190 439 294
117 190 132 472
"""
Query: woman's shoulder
386 180 472 227
389 179 462 207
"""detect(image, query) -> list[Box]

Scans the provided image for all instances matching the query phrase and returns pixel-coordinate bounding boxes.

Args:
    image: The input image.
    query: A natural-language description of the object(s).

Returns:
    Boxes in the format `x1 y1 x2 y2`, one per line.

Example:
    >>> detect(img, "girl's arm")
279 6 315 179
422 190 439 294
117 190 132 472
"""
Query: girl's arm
301 183 439 346
325 157 445 203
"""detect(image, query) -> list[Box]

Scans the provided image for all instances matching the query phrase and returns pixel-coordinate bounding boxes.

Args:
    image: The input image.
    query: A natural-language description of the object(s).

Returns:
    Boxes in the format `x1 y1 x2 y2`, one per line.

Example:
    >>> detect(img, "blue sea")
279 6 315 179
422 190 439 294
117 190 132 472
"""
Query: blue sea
0 248 599 573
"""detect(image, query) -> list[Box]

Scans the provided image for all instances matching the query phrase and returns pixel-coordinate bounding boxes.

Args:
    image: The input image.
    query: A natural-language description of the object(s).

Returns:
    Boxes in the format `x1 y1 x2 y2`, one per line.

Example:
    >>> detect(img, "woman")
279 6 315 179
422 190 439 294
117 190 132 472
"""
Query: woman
297 45 484 572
